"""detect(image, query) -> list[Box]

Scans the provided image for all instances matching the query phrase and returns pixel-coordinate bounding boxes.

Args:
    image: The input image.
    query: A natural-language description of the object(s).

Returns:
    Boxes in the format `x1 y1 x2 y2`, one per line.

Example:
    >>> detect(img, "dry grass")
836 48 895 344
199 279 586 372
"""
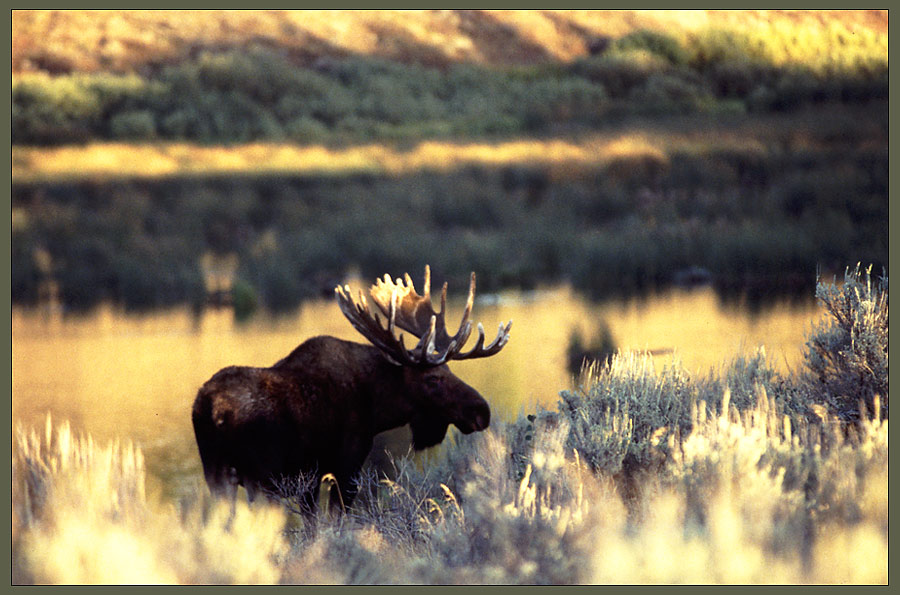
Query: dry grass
11 136 642 182
12 10 887 73
12 387 887 584
6 116 855 182
13 415 289 584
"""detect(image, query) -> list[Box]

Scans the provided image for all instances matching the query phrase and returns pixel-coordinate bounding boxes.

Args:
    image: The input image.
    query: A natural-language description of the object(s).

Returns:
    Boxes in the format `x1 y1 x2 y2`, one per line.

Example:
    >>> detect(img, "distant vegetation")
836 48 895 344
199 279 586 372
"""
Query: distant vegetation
10 13 888 314
13 268 887 583
566 319 617 376
12 26 887 146
12 123 887 313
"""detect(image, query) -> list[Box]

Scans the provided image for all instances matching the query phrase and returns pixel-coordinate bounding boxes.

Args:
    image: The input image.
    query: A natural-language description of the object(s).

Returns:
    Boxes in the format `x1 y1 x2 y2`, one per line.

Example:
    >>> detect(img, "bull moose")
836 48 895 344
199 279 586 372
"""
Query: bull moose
191 265 512 509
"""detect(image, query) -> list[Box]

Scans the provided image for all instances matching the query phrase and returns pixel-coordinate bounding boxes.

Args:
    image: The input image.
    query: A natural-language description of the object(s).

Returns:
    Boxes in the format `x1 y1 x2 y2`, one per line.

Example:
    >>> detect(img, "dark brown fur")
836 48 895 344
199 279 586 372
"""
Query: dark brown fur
191 335 490 506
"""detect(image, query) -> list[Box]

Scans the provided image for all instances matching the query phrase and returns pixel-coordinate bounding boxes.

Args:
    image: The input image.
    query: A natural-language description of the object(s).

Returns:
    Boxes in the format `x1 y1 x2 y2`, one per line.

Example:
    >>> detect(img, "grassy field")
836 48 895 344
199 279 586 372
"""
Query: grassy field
12 268 888 583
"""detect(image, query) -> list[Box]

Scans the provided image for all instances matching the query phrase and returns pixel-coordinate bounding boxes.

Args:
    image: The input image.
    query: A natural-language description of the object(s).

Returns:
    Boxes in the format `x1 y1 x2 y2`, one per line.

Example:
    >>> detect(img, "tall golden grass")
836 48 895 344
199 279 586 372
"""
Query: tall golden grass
6 125 819 183
13 416 289 584
10 135 659 182
13 379 887 583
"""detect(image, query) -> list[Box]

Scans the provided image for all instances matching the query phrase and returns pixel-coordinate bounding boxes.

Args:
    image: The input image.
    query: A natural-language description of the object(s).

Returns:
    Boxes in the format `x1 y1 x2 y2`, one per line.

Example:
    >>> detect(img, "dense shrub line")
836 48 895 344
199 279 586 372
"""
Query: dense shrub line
12 26 887 146
12 132 886 314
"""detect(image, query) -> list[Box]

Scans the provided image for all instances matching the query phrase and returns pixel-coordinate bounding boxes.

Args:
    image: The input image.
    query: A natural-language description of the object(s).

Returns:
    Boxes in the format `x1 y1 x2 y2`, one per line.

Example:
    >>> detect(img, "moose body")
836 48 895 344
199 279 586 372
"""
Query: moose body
192 266 511 509
192 335 489 504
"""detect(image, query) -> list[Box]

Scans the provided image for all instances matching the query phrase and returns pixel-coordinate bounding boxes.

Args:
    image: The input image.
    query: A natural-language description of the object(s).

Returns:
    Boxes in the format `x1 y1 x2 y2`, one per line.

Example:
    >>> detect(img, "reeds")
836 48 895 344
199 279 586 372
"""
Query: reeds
13 384 886 584
13 415 289 584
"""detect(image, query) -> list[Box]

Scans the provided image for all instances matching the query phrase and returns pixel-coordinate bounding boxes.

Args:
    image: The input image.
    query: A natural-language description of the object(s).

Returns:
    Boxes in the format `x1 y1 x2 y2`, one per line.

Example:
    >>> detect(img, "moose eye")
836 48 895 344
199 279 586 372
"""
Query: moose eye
425 375 443 389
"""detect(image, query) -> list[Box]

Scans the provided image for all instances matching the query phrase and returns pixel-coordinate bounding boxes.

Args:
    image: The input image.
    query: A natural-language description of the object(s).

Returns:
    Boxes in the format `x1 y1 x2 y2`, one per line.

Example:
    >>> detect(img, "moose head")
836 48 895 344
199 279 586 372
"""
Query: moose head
192 265 511 509
335 265 511 447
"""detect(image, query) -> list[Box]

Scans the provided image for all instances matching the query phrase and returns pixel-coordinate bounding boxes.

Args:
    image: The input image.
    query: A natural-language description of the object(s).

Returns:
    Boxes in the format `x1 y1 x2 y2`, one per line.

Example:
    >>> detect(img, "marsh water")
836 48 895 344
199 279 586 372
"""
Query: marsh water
12 285 822 501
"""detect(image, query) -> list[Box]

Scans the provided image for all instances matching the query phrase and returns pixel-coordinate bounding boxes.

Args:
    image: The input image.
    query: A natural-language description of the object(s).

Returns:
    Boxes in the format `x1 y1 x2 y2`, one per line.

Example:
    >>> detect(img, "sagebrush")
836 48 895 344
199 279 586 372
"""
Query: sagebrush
12 269 887 583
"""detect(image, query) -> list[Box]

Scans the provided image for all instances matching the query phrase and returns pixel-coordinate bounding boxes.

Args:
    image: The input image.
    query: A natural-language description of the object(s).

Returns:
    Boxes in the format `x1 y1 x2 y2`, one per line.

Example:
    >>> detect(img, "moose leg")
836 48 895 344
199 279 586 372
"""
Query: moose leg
204 464 239 502
244 479 258 503
332 435 375 510
192 392 241 503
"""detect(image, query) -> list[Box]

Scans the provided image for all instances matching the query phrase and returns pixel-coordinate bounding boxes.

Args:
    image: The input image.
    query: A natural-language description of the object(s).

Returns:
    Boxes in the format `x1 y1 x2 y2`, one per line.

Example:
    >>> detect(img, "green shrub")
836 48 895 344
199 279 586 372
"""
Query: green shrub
802 264 888 422
745 84 778 112
559 352 696 475
109 110 157 139
12 72 163 144
688 28 771 70
514 77 607 130
566 321 617 376
707 59 775 98
284 116 329 143
10 130 887 313
231 278 259 322
571 50 666 97
614 30 689 66
696 347 778 412
628 71 714 113
158 108 204 138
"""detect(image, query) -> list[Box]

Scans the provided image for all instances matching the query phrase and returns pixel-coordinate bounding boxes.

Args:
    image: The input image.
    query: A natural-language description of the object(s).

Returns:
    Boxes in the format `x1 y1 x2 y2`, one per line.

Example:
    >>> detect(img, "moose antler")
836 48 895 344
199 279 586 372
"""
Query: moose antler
335 265 512 366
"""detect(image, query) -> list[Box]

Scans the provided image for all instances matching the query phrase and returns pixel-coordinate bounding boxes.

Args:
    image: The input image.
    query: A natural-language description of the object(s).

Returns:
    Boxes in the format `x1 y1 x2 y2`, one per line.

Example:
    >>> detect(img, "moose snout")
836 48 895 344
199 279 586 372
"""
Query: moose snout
472 407 490 431
457 400 490 434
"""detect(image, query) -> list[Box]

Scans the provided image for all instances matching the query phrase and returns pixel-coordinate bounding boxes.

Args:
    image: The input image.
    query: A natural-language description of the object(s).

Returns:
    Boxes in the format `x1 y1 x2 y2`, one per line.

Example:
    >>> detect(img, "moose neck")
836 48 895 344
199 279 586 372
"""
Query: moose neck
277 337 433 437
354 344 420 434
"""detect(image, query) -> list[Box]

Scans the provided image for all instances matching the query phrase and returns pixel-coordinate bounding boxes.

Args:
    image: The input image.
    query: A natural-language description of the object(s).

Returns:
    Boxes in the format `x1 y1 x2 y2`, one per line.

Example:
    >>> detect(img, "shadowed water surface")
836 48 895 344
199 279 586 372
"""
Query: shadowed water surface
12 285 821 501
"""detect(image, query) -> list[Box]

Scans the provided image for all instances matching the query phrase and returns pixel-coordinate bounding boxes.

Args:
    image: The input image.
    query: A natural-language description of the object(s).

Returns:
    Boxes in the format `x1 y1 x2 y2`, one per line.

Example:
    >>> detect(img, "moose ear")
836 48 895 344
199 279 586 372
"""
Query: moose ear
409 413 449 450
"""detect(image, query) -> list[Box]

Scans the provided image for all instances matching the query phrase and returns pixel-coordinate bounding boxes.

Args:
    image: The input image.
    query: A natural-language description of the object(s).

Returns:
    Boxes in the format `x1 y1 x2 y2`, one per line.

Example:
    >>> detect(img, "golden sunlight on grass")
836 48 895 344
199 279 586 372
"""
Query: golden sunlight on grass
14 387 887 583
13 10 886 73
10 130 767 183
14 416 289 584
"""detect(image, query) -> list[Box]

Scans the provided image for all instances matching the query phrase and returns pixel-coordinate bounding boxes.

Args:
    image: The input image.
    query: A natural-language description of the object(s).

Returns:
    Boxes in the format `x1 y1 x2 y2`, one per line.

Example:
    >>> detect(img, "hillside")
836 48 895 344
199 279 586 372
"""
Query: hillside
10 10 888 313
13 10 888 74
